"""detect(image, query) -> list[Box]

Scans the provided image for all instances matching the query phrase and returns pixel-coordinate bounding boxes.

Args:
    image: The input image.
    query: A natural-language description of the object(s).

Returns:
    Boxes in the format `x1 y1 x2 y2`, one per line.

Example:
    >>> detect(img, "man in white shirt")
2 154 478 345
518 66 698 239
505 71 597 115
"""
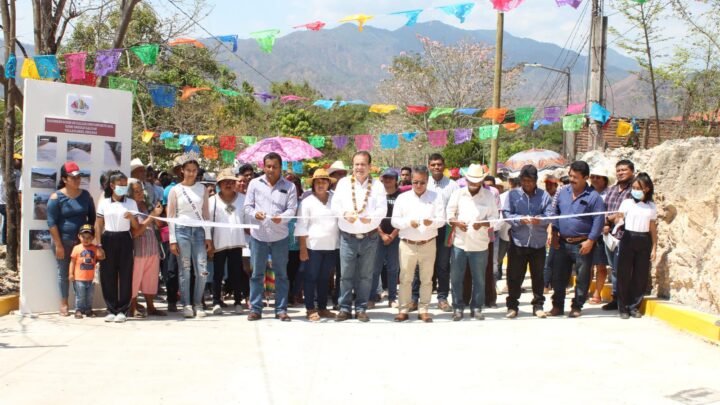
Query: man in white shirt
331 151 387 322
446 164 499 321
391 166 445 322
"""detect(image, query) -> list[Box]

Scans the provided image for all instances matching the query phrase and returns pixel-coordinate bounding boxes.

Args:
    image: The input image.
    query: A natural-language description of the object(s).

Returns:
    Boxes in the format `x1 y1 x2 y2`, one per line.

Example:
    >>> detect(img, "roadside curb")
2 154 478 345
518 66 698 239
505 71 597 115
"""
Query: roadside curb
641 297 720 342
0 294 19 316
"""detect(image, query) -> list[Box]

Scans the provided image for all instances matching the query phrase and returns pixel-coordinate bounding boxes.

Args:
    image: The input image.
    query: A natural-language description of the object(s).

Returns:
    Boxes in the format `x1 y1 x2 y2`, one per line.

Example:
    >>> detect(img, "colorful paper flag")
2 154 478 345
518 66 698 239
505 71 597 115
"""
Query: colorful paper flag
566 102 586 114
159 131 174 140
20 59 40 79
407 105 430 115
292 161 304 174
390 9 423 26
380 134 399 149
427 130 449 147
141 130 155 143
338 100 368 107
293 21 326 31
219 136 236 150
308 136 326 148
203 146 219 159
108 76 138 97
196 134 215 141
221 150 235 164
616 120 633 137
165 138 181 150
215 86 241 97
478 125 500 140
34 55 60 79
169 38 205 48
503 123 520 132
332 136 349 150
242 136 257 146
93 49 123 76
215 35 238 52
147 83 176 108
401 132 418 142
454 128 473 144
355 135 373 150
514 107 535 127
184 143 200 154
130 44 159 65
313 99 336 109
339 14 374 32
369 104 398 114
429 107 455 120
482 107 508 123
562 114 584 131
544 106 564 123
455 108 480 115
436 3 475 23
178 134 194 146
181 87 211 100
491 0 525 12
67 71 96 86
556 0 583 8
254 92 276 102
63 53 86 83
4 54 16 79
250 29 281 53
589 102 611 124
281 95 309 103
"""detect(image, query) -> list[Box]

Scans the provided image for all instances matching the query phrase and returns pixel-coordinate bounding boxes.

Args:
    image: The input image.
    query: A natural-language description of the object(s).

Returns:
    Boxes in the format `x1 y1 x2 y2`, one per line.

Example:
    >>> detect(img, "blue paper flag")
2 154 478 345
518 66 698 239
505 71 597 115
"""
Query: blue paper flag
282 161 288 171
178 134 194 146
455 108 480 116
313 99 336 109
148 83 177 108
34 55 60 79
4 54 16 79
216 35 238 52
184 143 200 153
380 134 399 150
631 117 640 134
437 3 475 23
401 132 418 142
338 100 368 107
589 102 611 124
532 119 554 131
292 161 304 174
159 131 174 140
390 9 424 26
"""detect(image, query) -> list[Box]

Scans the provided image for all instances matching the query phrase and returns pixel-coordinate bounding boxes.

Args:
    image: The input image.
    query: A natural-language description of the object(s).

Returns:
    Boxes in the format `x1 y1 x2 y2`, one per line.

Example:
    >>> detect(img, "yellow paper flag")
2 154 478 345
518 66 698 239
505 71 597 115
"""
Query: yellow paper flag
141 130 155 143
196 134 215 141
369 104 398 114
616 120 633 137
20 59 40 79
339 14 374 31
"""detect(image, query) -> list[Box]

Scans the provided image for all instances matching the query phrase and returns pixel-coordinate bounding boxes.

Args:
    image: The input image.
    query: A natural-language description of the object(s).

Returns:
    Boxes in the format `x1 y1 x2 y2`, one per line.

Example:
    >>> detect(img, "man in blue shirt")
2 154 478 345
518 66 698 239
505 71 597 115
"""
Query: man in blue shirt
549 161 606 317
502 165 554 318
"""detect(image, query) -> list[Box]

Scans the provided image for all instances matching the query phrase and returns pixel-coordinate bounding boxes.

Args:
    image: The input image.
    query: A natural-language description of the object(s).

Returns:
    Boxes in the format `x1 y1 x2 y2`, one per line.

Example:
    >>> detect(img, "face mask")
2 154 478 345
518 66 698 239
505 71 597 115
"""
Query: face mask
114 185 129 196
631 189 644 200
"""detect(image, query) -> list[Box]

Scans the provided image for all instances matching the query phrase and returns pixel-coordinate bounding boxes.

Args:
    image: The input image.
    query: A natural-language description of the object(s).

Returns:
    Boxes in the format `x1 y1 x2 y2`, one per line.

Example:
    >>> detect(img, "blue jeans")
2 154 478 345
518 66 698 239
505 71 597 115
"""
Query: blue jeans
450 247 488 311
371 237 400 302
52 238 75 299
494 237 510 281
339 232 379 313
249 237 289 314
73 280 94 312
304 249 337 310
607 244 619 300
551 240 593 310
175 225 208 307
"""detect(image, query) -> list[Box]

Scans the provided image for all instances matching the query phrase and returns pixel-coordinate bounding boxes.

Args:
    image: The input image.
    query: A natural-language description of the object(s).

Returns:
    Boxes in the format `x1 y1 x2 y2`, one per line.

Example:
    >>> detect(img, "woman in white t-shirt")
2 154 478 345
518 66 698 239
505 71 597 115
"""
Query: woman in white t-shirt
166 154 215 319
295 169 339 321
209 168 248 316
616 172 658 319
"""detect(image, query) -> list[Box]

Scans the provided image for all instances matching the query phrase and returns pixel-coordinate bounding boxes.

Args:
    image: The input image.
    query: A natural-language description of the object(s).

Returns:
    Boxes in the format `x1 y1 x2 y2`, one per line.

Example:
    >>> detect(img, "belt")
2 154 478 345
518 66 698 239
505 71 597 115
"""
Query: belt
401 237 435 246
342 229 378 240
562 236 588 244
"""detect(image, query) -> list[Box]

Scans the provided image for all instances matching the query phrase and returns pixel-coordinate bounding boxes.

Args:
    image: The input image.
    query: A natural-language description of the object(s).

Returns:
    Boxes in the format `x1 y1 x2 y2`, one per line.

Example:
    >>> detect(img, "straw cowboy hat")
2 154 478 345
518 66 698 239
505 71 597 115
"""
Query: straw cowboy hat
311 168 337 184
216 168 239 183
327 160 348 175
464 163 487 183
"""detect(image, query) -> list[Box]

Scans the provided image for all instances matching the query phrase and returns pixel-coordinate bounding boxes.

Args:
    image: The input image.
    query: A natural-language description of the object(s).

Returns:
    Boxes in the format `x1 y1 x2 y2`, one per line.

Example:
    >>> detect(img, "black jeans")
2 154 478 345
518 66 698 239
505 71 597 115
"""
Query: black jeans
505 242 546 312
161 241 180 304
617 231 651 314
0 204 6 245
212 247 246 306
100 231 134 315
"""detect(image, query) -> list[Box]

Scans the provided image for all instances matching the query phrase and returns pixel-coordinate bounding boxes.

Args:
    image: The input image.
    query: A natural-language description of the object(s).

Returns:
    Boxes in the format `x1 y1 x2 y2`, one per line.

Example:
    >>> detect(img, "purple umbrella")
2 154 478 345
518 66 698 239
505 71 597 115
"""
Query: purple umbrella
236 137 323 165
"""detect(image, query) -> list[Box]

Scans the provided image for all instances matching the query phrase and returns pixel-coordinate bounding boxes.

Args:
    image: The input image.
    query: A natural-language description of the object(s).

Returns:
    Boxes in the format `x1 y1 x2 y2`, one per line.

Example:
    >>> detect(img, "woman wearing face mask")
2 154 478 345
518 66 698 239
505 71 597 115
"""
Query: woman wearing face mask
615 172 657 319
95 171 141 323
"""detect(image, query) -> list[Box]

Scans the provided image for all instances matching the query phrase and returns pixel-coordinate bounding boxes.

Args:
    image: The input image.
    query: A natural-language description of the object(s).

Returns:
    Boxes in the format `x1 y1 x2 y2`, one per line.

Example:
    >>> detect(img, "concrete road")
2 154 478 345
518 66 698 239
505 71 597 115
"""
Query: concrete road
1 289 719 405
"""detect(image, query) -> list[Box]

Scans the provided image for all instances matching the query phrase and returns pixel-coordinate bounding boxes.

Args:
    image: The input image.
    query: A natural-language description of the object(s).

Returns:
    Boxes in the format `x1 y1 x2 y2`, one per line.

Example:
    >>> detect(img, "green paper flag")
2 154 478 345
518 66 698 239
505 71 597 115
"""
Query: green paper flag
242 136 257 146
130 44 159 65
250 29 281 53
478 125 500 140
429 107 455 120
514 107 535 127
562 114 584 131
215 86 241 97
108 76 138 98
308 136 325 148
221 150 235 164
164 137 181 150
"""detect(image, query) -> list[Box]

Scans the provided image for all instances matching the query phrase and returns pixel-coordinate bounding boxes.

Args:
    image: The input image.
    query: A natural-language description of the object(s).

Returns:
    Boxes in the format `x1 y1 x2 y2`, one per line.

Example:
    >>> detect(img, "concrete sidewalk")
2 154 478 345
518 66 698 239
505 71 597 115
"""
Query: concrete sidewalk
1 289 719 405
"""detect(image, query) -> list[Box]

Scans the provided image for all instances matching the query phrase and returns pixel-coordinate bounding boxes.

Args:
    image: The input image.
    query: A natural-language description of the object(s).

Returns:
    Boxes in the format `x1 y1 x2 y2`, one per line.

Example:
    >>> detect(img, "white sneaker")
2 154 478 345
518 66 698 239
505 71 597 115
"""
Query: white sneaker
114 313 127 323
234 305 243 315
196 308 207 318
212 305 222 315
104 314 115 322
182 305 194 318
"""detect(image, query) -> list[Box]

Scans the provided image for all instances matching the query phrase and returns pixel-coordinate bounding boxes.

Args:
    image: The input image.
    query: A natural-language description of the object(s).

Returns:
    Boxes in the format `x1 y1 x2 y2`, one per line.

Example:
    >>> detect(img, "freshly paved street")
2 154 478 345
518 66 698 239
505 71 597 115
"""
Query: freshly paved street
1 288 719 405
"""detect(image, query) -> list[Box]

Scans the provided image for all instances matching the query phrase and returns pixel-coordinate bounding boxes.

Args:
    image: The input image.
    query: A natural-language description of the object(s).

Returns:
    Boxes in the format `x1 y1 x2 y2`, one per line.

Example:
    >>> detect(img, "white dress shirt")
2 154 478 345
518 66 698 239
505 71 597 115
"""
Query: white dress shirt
427 176 459 208
210 192 247 252
97 197 138 232
497 190 511 242
391 189 445 241
294 193 339 251
331 176 387 234
446 187 499 252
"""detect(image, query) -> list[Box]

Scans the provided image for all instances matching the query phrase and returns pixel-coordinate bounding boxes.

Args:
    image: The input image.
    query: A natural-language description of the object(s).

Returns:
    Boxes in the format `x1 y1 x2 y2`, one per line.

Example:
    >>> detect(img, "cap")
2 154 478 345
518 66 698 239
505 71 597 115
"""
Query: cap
78 224 94 236
130 158 145 172
381 168 398 179
63 161 81 177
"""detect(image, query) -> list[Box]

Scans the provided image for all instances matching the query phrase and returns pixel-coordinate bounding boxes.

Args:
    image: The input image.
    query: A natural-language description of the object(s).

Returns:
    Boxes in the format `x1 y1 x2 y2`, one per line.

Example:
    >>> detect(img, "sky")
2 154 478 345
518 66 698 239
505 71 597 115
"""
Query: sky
12 0 706 60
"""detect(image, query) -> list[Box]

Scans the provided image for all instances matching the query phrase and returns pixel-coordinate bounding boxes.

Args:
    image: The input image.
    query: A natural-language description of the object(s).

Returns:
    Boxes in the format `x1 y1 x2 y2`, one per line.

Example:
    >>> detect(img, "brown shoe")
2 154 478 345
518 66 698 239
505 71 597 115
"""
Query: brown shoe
548 307 564 317
335 311 351 322
306 310 321 322
247 312 262 321
418 313 433 323
275 312 291 322
438 300 452 312
318 309 336 318
355 312 370 322
394 313 409 322
367 301 376 309
568 308 582 318
408 302 418 312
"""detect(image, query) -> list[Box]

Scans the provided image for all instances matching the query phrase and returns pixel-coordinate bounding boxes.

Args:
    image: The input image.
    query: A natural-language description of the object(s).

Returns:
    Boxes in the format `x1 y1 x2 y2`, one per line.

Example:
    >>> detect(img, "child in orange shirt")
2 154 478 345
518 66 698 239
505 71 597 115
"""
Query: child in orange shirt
70 224 100 318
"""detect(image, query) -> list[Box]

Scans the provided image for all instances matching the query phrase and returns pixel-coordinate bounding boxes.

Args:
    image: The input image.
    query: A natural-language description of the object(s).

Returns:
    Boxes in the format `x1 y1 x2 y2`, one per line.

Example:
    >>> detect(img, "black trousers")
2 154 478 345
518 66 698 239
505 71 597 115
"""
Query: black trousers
505 242 546 311
161 241 179 304
212 247 246 306
617 231 652 314
288 250 302 301
100 231 134 315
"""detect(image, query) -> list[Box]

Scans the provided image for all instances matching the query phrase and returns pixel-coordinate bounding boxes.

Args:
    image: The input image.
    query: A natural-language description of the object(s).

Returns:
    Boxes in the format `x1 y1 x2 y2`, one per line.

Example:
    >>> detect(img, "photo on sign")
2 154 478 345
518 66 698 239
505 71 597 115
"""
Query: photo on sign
104 141 122 166
30 168 57 189
32 192 51 220
78 169 91 189
29 230 52 251
36 135 57 162
67 141 92 163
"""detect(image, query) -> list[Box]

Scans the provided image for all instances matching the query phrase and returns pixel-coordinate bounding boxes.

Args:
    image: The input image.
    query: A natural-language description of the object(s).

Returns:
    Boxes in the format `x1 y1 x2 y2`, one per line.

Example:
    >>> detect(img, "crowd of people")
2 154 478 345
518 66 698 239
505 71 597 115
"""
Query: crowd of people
45 150 658 323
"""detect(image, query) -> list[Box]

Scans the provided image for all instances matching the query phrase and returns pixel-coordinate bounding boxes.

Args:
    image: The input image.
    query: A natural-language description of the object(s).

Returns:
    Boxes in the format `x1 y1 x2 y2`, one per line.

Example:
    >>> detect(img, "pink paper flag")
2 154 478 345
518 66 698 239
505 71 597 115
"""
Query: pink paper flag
354 135 373 151
491 0 525 12
427 130 449 147
64 52 87 83
566 103 586 115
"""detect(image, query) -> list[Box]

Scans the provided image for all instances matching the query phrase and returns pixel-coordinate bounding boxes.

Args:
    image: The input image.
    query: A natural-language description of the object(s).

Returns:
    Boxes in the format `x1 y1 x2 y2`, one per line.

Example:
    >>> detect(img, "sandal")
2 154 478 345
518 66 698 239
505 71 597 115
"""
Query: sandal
589 296 602 304
148 309 167 317
306 311 321 322
59 306 70 317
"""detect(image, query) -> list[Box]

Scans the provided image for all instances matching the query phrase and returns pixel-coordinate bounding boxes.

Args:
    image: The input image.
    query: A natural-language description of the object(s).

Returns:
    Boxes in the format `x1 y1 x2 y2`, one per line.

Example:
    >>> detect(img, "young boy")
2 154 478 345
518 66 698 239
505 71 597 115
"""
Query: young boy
70 224 100 319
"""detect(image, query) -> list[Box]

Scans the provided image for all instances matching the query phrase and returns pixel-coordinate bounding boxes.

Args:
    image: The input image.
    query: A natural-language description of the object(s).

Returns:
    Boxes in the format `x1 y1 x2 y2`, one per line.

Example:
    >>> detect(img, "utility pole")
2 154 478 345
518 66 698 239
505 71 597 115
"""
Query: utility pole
489 11 503 175
587 0 608 151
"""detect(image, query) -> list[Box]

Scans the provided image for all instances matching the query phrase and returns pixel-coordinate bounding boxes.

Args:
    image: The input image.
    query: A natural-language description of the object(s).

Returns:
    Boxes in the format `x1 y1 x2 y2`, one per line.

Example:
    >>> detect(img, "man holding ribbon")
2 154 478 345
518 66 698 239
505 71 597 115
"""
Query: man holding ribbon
331 151 387 322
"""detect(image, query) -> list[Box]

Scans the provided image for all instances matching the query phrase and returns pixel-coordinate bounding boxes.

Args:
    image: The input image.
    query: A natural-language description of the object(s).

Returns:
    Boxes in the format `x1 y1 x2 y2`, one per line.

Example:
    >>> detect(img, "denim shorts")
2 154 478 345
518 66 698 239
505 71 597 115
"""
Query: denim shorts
592 238 608 266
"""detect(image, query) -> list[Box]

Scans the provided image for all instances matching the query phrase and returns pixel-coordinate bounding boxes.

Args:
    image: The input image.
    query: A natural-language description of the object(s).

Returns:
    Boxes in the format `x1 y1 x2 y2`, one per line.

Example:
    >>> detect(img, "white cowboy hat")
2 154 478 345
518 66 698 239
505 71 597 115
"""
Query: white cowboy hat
130 158 145 172
327 160 348 175
465 163 486 184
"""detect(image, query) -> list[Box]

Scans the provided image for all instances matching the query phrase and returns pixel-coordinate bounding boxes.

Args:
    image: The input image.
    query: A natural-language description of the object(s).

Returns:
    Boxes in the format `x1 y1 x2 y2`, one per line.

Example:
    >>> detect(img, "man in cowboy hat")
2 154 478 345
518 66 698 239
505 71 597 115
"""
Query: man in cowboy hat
327 160 348 189
446 164 498 321
130 158 159 206
391 166 445 322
